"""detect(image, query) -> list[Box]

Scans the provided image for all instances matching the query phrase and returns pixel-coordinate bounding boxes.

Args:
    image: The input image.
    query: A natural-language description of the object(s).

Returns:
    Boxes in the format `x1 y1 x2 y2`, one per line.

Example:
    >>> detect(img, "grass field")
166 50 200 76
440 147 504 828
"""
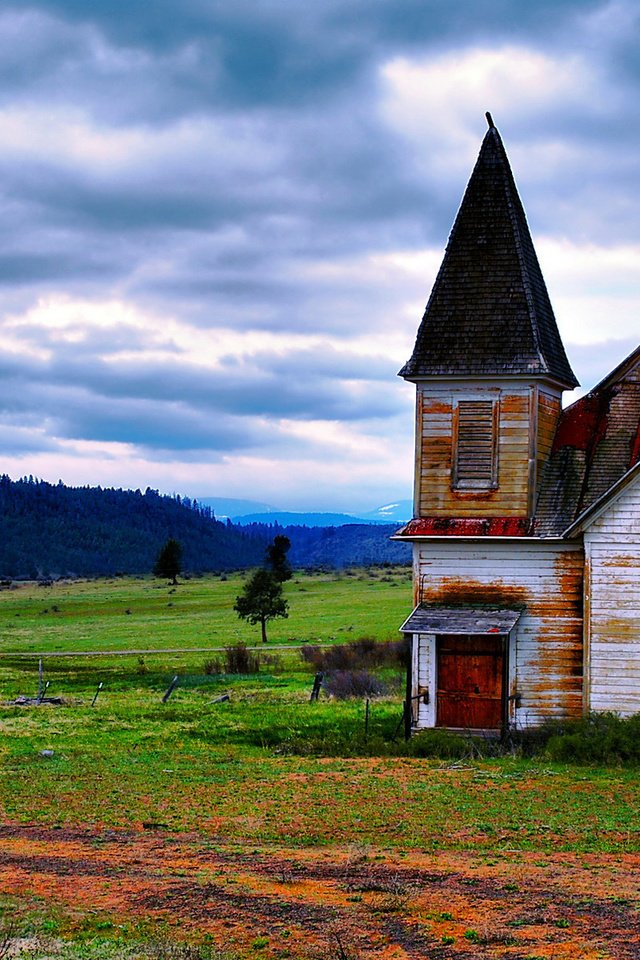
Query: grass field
1 570 639 960
0 568 412 656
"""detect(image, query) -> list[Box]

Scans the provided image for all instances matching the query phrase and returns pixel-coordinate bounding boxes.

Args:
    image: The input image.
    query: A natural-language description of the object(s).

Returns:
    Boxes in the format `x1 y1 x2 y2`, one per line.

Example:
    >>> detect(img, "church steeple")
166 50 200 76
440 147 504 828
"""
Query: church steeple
400 118 578 389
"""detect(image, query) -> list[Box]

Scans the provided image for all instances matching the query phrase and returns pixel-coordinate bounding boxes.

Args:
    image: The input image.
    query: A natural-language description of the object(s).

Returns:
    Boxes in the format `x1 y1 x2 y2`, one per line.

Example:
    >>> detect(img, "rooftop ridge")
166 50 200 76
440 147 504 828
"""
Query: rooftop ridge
496 129 546 372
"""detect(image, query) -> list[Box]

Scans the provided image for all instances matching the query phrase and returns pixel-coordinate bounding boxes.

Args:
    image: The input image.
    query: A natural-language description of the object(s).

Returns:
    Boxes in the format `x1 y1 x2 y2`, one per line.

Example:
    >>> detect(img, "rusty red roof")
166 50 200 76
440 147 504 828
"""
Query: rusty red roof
535 344 640 536
394 517 536 538
399 120 578 388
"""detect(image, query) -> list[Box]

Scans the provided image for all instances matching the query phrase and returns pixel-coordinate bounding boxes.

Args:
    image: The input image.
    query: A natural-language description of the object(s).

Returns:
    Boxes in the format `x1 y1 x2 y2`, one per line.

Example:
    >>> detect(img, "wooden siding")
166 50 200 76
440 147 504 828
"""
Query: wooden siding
584 475 640 715
416 382 535 517
535 387 562 499
412 540 584 727
412 389 424 519
413 633 436 728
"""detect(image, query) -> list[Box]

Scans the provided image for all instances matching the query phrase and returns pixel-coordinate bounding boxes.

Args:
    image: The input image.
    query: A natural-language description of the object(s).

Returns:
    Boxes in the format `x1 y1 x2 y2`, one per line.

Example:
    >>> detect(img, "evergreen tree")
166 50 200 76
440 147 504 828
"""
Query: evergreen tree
153 538 183 584
234 567 288 643
265 534 292 582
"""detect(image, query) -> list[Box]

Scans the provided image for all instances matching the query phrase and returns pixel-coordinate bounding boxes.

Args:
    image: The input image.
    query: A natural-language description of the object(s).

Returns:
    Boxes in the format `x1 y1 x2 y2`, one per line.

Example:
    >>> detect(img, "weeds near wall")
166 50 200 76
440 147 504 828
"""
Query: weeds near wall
520 712 640 763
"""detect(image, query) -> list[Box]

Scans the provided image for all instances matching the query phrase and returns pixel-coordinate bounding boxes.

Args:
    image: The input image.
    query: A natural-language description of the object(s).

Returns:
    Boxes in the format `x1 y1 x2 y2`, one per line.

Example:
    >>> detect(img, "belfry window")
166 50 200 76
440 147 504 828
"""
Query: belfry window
453 399 498 489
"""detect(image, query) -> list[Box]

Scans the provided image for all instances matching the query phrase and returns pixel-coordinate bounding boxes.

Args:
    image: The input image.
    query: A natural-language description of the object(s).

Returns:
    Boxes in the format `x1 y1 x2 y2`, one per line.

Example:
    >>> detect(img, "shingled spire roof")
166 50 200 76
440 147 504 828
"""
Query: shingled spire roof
399 116 578 387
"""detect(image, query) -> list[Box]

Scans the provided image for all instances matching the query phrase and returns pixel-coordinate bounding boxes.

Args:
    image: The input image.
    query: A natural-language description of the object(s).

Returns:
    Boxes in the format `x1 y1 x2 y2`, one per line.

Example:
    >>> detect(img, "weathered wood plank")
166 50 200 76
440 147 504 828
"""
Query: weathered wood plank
583 479 640 716
417 384 535 517
412 540 584 728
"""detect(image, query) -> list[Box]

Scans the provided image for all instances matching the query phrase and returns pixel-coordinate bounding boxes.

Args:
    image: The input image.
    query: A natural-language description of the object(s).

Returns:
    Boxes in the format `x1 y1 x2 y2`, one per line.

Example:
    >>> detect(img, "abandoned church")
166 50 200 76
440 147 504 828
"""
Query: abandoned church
396 114 640 732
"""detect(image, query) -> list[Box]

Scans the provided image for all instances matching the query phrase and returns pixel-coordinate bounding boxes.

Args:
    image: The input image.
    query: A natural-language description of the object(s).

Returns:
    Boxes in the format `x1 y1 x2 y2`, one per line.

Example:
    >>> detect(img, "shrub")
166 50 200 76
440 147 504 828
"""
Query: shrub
203 658 222 675
324 670 387 699
260 652 283 673
224 642 260 675
542 712 640 763
510 711 640 764
202 644 260 675
301 637 407 672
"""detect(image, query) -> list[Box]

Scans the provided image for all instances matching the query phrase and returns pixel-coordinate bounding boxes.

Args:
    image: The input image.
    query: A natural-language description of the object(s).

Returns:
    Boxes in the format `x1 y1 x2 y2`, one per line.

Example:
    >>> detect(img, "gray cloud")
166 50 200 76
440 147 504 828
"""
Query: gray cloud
17 2 607 110
0 327 410 459
0 424 60 455
0 0 636 506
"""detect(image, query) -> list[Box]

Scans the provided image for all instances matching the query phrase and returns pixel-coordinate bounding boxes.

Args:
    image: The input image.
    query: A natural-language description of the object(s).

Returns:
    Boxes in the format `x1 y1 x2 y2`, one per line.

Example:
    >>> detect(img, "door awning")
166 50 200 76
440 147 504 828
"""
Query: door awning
399 604 523 635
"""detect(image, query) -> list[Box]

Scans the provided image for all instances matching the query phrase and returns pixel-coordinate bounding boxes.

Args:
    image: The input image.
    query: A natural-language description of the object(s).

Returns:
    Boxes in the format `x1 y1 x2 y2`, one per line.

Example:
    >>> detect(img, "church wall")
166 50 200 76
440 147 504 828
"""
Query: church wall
584 474 640 716
411 539 584 728
416 380 544 519
535 387 563 499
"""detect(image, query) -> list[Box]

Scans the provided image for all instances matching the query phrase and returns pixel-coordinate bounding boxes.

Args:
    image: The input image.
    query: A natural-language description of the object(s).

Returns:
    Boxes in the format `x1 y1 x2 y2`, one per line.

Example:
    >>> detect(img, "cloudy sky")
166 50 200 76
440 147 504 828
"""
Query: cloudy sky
0 0 638 512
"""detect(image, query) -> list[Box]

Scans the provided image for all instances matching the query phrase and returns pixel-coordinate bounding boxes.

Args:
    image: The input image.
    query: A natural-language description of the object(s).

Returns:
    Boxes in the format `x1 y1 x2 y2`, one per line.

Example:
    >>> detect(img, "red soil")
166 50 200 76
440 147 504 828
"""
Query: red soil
0 823 638 958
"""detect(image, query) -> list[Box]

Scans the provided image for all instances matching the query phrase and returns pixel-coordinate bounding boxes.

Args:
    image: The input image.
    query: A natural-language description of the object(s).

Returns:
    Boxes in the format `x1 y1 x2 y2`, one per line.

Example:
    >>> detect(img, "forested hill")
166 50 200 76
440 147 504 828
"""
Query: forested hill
0 476 266 578
236 521 411 569
0 477 410 578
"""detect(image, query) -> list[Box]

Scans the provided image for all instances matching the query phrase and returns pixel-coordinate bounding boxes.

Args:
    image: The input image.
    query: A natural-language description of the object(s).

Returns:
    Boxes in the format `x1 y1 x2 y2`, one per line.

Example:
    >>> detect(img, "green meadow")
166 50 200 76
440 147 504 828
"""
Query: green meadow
0 566 638 851
1 569 640 959
0 567 412 656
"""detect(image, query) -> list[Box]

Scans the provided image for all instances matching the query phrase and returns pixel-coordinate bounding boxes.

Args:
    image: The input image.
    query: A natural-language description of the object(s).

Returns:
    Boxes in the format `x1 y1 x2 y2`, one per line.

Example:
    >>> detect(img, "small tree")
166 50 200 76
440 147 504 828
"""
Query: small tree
153 537 183 585
234 567 288 643
265 534 292 583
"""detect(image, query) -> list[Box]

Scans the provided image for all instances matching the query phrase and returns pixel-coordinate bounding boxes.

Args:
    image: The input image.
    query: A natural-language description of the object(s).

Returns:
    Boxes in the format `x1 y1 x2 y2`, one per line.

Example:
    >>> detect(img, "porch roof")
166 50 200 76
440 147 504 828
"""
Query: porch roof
399 604 523 635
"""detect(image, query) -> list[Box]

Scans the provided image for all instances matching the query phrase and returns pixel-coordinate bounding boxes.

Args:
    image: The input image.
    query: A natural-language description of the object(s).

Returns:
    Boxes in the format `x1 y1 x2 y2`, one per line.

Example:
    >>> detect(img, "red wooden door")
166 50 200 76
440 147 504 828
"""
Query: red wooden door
436 634 505 729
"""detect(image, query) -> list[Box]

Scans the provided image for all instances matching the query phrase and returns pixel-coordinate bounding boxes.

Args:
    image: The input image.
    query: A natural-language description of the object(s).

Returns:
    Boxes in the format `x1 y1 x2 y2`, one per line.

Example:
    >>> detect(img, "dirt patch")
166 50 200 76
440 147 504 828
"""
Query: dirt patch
0 824 638 959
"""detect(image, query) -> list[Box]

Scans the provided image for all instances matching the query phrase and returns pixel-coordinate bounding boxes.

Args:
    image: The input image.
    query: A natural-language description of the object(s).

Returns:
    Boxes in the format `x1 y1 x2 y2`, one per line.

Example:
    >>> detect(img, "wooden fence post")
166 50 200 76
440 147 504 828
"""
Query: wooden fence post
162 676 179 703
310 671 323 702
403 699 411 741
36 680 50 706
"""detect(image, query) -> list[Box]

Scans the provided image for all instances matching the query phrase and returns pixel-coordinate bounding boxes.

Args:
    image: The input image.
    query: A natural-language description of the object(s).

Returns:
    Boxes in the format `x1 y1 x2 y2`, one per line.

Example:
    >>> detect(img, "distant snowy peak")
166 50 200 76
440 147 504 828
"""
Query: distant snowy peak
190 496 412 525
363 500 412 523
194 496 276 519
232 511 379 527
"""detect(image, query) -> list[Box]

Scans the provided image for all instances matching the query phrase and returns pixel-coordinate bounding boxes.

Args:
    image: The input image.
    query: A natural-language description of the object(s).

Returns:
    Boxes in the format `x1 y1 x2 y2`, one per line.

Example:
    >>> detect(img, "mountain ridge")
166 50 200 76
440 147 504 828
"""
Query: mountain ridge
194 497 413 526
0 477 410 577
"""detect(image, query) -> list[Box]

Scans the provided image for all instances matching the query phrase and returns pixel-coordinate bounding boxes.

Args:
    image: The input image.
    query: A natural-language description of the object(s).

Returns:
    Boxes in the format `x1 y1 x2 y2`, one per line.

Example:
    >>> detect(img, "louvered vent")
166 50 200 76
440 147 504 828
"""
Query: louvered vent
454 400 498 489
